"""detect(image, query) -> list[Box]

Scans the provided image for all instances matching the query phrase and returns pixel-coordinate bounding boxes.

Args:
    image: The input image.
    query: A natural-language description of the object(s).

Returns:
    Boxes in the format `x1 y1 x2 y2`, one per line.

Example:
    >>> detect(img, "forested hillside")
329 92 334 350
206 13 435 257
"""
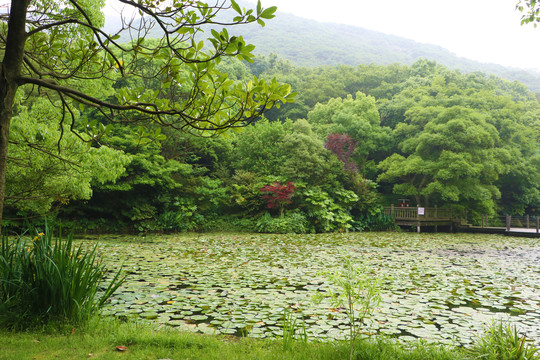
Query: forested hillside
238 11 540 93
6 52 539 233
104 8 540 92
4 2 538 234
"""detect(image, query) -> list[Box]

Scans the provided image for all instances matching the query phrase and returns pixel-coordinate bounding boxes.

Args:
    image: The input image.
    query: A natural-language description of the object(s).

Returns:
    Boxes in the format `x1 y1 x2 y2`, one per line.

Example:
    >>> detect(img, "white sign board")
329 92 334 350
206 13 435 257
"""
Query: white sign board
418 207 425 215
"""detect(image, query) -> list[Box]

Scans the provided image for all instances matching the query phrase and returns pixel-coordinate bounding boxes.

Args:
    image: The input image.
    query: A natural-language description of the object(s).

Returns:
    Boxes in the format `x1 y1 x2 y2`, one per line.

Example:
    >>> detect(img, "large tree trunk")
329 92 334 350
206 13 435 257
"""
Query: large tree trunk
0 0 30 230
0 73 14 231
414 194 421 207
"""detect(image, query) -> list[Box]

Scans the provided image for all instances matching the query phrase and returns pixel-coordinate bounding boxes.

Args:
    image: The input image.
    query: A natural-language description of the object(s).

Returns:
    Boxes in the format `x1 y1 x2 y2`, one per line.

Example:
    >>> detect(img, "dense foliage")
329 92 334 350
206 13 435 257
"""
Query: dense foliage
0 0 294 229
4 35 539 233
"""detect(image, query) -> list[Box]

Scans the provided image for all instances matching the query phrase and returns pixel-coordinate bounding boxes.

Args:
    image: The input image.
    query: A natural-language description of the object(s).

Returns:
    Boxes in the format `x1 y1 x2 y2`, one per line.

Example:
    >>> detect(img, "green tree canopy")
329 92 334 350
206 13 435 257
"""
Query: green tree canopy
378 106 508 213
6 96 130 215
0 0 294 227
307 91 393 177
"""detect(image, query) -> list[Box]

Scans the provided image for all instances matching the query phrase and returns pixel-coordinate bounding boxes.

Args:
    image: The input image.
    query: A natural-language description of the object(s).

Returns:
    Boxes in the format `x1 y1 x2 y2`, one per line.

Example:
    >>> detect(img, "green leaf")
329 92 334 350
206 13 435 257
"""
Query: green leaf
230 0 242 14
176 27 191 35
260 6 277 19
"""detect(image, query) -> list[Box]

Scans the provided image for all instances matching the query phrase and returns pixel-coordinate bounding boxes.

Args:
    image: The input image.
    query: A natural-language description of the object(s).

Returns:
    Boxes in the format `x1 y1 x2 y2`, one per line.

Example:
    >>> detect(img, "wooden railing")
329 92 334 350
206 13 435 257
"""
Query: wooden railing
383 206 456 220
384 207 539 234
505 215 539 233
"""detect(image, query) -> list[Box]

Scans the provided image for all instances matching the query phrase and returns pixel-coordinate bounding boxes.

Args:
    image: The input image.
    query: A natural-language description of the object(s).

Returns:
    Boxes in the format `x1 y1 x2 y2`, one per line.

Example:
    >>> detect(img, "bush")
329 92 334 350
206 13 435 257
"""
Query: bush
352 210 397 231
469 320 540 360
301 188 357 232
0 228 124 329
157 200 205 232
255 211 311 234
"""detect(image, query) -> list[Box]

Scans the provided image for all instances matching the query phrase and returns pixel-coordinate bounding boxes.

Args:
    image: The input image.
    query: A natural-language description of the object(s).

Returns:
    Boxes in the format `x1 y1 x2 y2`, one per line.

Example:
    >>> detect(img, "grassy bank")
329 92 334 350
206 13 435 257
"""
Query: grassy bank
0 318 469 360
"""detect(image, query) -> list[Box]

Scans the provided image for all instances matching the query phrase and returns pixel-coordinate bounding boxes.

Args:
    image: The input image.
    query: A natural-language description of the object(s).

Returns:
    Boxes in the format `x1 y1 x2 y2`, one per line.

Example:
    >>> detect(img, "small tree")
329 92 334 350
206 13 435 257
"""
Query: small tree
260 181 295 216
313 258 381 360
325 133 358 172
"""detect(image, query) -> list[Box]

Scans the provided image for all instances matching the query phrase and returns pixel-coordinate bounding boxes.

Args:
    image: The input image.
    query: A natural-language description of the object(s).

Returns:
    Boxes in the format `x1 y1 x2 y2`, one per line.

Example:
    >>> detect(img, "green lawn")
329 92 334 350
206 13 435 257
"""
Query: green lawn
0 318 470 360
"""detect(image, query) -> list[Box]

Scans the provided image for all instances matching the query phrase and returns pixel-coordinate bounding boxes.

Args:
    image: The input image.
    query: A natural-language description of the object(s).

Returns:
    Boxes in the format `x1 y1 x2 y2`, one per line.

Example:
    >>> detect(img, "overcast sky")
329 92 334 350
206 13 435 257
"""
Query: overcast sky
251 0 539 71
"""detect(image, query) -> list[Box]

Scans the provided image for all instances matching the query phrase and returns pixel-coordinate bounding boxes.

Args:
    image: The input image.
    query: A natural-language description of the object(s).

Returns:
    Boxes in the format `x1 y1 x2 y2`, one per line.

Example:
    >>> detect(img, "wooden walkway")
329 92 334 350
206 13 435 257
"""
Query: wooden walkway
384 207 539 237
462 226 539 238
383 206 463 232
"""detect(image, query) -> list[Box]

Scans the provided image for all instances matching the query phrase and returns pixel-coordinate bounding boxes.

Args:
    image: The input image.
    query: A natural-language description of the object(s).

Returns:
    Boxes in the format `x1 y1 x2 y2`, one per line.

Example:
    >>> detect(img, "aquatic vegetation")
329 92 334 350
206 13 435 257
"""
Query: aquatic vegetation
85 232 540 346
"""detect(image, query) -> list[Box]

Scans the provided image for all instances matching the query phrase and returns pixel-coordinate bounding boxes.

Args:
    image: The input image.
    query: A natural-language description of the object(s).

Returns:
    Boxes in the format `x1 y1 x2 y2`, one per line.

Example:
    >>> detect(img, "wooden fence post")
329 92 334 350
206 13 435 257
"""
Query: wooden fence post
417 206 421 233
526 215 530 229
506 215 511 231
537 216 539 234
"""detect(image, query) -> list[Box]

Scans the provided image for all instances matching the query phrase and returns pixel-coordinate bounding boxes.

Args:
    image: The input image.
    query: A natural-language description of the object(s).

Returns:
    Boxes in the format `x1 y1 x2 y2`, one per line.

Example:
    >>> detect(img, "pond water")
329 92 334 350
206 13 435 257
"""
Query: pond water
88 232 540 346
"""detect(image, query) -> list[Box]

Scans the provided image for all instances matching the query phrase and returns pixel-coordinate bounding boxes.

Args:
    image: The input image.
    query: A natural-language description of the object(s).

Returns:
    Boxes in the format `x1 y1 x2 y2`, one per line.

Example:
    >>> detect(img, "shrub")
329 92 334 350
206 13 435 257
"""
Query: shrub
157 199 205 232
0 228 124 329
352 210 397 231
255 211 310 234
260 181 296 217
301 188 357 232
469 320 540 360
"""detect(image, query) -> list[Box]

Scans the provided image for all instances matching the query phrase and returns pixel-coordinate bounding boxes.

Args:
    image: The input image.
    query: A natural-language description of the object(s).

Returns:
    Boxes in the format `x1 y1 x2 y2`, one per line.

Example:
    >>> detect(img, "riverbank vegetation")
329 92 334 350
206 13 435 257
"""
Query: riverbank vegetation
5 57 539 234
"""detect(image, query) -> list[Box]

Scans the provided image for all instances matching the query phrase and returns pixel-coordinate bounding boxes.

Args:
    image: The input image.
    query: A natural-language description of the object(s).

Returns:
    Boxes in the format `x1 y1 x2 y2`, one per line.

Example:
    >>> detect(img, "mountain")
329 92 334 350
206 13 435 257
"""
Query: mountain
104 8 540 92
235 11 540 92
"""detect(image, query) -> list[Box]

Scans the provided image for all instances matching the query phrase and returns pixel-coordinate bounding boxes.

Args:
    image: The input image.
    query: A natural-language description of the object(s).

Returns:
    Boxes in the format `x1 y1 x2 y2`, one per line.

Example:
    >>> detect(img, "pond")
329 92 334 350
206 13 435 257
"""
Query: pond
88 232 540 346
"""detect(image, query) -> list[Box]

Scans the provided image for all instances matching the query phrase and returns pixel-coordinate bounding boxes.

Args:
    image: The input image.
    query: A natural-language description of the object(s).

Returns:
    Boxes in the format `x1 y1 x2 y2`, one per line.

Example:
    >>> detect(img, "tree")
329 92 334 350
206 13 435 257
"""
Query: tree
377 105 508 213
260 181 295 217
0 0 294 228
307 91 393 177
229 119 348 187
325 133 358 172
517 0 540 26
6 96 130 215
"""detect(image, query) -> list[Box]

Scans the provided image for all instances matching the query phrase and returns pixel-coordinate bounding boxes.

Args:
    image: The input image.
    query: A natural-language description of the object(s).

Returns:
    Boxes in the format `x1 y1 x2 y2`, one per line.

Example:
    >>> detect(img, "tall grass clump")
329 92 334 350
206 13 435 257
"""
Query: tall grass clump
469 320 540 360
281 307 308 351
0 228 124 329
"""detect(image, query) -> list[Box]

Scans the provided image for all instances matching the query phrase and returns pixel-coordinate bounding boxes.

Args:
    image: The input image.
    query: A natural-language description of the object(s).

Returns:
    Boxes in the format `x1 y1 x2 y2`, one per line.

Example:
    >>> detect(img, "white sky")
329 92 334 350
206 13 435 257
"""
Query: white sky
254 0 540 71
104 0 540 71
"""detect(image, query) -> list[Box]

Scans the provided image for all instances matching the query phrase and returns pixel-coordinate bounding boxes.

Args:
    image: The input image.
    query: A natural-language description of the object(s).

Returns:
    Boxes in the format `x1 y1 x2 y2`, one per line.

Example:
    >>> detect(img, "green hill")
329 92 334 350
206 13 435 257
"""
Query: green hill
104 8 540 92
237 11 540 92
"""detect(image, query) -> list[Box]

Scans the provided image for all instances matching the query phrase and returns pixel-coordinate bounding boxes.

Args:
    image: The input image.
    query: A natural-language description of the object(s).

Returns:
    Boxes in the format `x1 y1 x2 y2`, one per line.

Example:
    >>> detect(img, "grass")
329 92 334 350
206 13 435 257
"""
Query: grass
0 229 124 328
468 320 540 360
0 317 471 360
